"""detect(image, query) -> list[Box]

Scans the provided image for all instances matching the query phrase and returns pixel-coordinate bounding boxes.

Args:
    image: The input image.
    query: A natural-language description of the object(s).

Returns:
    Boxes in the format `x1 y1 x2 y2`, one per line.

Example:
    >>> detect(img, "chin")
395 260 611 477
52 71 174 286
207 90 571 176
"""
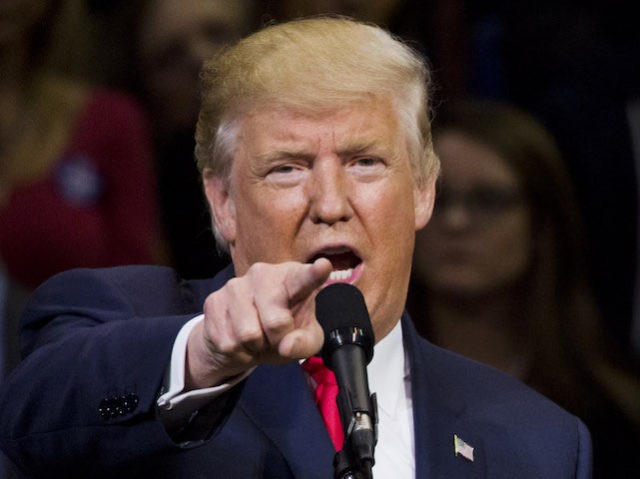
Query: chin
429 277 486 297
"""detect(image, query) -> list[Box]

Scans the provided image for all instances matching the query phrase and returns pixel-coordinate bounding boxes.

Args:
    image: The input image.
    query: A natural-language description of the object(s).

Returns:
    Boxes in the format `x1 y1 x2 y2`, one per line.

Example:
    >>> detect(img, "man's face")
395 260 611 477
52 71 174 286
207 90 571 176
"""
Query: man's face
204 97 435 341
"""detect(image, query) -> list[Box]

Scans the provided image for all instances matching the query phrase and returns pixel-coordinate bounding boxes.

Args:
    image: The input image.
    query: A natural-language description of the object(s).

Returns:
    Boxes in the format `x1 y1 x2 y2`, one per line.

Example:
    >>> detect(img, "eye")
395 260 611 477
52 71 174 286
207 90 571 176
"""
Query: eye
355 157 379 167
349 156 386 179
471 187 522 213
271 164 296 174
266 163 309 186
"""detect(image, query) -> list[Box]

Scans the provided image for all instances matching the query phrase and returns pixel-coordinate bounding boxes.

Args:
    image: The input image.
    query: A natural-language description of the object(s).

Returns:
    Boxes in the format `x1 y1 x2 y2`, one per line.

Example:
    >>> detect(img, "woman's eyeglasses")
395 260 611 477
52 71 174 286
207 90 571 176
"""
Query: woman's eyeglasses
432 184 524 222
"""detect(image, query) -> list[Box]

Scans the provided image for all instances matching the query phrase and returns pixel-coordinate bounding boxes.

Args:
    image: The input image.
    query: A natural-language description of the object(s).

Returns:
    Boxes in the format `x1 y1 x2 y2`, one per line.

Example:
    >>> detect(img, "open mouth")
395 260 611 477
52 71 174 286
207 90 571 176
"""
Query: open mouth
309 248 362 283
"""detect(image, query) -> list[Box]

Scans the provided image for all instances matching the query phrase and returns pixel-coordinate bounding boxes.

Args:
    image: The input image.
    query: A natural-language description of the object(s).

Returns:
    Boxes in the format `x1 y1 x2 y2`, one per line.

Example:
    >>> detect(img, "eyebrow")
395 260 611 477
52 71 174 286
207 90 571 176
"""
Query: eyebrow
254 150 315 165
338 141 382 157
255 140 392 164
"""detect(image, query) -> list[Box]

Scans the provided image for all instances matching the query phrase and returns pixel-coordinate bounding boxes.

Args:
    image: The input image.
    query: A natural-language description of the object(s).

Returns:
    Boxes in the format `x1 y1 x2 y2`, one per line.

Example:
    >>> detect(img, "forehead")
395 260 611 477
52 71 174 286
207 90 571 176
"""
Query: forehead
141 0 248 43
435 131 519 187
236 99 404 153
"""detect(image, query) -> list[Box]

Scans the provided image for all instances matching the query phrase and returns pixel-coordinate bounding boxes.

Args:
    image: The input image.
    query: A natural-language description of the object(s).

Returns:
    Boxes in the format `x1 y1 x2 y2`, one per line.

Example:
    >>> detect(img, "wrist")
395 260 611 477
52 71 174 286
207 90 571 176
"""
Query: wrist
185 321 248 390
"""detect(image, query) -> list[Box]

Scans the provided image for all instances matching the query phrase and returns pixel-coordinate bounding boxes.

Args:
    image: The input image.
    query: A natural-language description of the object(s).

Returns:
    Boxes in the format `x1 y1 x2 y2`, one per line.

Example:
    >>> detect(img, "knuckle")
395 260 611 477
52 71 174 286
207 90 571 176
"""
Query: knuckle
247 262 270 279
213 336 237 356
203 291 222 313
262 313 291 333
236 324 264 345
223 277 245 297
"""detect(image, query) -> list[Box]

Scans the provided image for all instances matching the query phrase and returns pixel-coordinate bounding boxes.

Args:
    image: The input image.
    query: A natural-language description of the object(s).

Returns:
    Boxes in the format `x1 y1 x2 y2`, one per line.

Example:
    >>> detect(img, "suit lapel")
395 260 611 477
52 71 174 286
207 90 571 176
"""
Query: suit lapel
239 362 336 478
403 315 486 479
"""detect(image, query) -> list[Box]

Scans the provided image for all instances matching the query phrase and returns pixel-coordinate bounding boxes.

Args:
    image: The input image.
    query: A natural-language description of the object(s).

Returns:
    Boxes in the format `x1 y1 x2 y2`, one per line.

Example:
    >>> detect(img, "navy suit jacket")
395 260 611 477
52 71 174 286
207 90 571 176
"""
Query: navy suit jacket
0 265 591 478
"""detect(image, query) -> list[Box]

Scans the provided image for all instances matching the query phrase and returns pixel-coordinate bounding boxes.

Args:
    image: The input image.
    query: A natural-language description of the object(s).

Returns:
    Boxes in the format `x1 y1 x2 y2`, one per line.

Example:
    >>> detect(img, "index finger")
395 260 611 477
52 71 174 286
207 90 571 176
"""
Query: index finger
255 257 332 332
251 258 332 359
277 258 332 358
283 257 333 306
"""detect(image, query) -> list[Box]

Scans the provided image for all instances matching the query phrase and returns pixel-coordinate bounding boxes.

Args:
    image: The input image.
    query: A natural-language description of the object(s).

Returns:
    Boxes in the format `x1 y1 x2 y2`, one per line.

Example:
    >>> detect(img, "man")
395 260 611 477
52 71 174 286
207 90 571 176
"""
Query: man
0 17 591 478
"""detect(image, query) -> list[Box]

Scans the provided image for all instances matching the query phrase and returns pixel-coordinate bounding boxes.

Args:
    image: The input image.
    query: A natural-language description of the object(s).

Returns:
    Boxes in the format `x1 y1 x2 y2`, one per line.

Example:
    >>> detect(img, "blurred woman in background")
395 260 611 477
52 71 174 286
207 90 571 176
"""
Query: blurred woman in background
409 99 640 477
0 0 159 292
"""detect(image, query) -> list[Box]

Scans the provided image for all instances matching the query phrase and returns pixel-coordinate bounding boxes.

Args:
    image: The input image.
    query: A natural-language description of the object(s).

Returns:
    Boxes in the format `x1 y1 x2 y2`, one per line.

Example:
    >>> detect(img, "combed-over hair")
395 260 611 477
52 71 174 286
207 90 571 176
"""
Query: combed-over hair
194 16 439 249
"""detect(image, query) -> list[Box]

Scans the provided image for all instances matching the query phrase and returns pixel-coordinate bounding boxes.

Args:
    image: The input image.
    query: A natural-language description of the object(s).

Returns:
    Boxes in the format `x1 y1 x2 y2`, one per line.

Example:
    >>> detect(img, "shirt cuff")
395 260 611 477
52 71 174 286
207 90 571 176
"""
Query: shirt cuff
157 314 253 417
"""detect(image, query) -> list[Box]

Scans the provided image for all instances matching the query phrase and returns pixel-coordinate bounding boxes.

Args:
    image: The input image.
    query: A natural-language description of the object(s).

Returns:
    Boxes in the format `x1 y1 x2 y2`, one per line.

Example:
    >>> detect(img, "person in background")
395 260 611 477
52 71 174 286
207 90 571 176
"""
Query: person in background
263 0 470 103
464 0 640 357
136 0 258 279
89 0 258 279
0 6 158 471
0 0 160 292
0 175 27 479
0 17 590 478
409 98 640 478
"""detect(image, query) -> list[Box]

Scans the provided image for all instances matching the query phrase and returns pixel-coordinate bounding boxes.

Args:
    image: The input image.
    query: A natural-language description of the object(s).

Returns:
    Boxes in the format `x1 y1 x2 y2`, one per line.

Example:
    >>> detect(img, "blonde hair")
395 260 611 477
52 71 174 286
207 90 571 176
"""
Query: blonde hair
2 0 92 190
195 16 439 249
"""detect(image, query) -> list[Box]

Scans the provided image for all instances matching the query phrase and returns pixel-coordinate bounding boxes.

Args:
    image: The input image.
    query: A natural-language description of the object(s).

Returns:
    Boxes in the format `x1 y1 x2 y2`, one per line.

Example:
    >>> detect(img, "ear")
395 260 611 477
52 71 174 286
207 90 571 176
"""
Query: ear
414 175 436 230
203 168 237 245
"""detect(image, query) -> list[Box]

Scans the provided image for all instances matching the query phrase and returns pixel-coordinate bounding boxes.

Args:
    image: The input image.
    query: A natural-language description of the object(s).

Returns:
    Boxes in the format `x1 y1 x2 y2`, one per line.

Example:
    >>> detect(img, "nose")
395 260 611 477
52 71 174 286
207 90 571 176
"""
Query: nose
307 158 353 225
437 202 474 230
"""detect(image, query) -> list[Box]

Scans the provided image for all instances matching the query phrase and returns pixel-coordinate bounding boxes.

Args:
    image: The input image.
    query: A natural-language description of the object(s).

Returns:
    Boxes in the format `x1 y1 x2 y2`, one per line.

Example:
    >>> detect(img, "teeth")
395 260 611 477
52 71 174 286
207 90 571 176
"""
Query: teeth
329 268 353 281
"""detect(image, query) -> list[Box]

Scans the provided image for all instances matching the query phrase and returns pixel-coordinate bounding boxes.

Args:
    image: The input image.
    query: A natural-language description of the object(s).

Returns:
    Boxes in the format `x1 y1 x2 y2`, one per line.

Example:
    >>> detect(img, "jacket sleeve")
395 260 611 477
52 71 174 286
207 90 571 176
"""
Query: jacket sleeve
0 266 234 476
575 419 593 479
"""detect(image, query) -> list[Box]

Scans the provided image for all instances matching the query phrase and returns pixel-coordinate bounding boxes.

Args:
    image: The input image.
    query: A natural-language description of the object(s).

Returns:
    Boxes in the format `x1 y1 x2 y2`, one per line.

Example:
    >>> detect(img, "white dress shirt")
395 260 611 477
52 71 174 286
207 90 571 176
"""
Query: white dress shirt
368 321 415 478
158 317 415 478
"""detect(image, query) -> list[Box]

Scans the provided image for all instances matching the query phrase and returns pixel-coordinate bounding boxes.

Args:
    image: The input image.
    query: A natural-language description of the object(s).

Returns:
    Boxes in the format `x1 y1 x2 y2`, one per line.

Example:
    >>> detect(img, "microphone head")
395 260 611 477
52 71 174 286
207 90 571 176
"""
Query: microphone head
315 283 375 365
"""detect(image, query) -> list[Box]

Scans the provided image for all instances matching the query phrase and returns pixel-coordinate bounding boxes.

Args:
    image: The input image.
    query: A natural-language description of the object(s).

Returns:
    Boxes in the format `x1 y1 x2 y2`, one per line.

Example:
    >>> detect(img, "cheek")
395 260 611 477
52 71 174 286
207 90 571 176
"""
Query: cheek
234 188 306 258
357 188 418 336
411 228 445 285
488 215 533 279
368 186 416 243
365 188 418 288
411 214 533 292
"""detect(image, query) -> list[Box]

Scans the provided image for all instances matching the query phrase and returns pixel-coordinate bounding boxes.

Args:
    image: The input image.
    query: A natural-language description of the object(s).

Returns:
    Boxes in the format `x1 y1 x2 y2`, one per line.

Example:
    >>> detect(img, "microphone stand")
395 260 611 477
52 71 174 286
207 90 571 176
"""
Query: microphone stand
334 446 374 479
333 392 378 479
334 449 370 479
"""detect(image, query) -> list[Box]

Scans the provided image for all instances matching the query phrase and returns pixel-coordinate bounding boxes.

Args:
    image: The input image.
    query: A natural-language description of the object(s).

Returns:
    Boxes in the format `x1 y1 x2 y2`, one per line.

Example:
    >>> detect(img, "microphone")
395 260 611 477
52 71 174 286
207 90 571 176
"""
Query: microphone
315 283 377 478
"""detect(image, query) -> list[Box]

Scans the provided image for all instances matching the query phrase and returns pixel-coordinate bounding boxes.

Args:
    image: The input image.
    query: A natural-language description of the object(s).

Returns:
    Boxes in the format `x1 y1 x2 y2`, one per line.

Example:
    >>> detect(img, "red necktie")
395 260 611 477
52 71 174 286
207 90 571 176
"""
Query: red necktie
302 356 344 451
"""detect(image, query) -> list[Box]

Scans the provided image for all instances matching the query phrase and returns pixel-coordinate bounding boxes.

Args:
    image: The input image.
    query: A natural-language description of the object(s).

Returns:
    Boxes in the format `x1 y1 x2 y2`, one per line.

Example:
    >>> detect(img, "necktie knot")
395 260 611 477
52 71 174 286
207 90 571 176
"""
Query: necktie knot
302 356 344 450
303 356 335 385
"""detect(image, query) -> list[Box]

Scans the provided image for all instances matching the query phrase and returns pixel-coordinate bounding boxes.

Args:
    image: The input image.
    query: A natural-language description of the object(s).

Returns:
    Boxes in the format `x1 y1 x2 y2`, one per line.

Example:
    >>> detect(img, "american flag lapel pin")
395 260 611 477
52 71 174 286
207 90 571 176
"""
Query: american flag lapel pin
453 434 475 462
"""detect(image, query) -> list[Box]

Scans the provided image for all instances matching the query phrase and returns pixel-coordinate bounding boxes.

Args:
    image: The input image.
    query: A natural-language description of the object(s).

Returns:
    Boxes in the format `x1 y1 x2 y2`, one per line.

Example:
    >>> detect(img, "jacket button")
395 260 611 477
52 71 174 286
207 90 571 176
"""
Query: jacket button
99 393 139 420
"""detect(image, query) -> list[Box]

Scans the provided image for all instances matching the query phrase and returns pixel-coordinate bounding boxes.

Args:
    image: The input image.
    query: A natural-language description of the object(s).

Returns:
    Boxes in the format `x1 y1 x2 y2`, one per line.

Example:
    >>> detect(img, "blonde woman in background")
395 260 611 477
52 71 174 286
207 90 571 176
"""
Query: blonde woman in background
0 0 159 293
